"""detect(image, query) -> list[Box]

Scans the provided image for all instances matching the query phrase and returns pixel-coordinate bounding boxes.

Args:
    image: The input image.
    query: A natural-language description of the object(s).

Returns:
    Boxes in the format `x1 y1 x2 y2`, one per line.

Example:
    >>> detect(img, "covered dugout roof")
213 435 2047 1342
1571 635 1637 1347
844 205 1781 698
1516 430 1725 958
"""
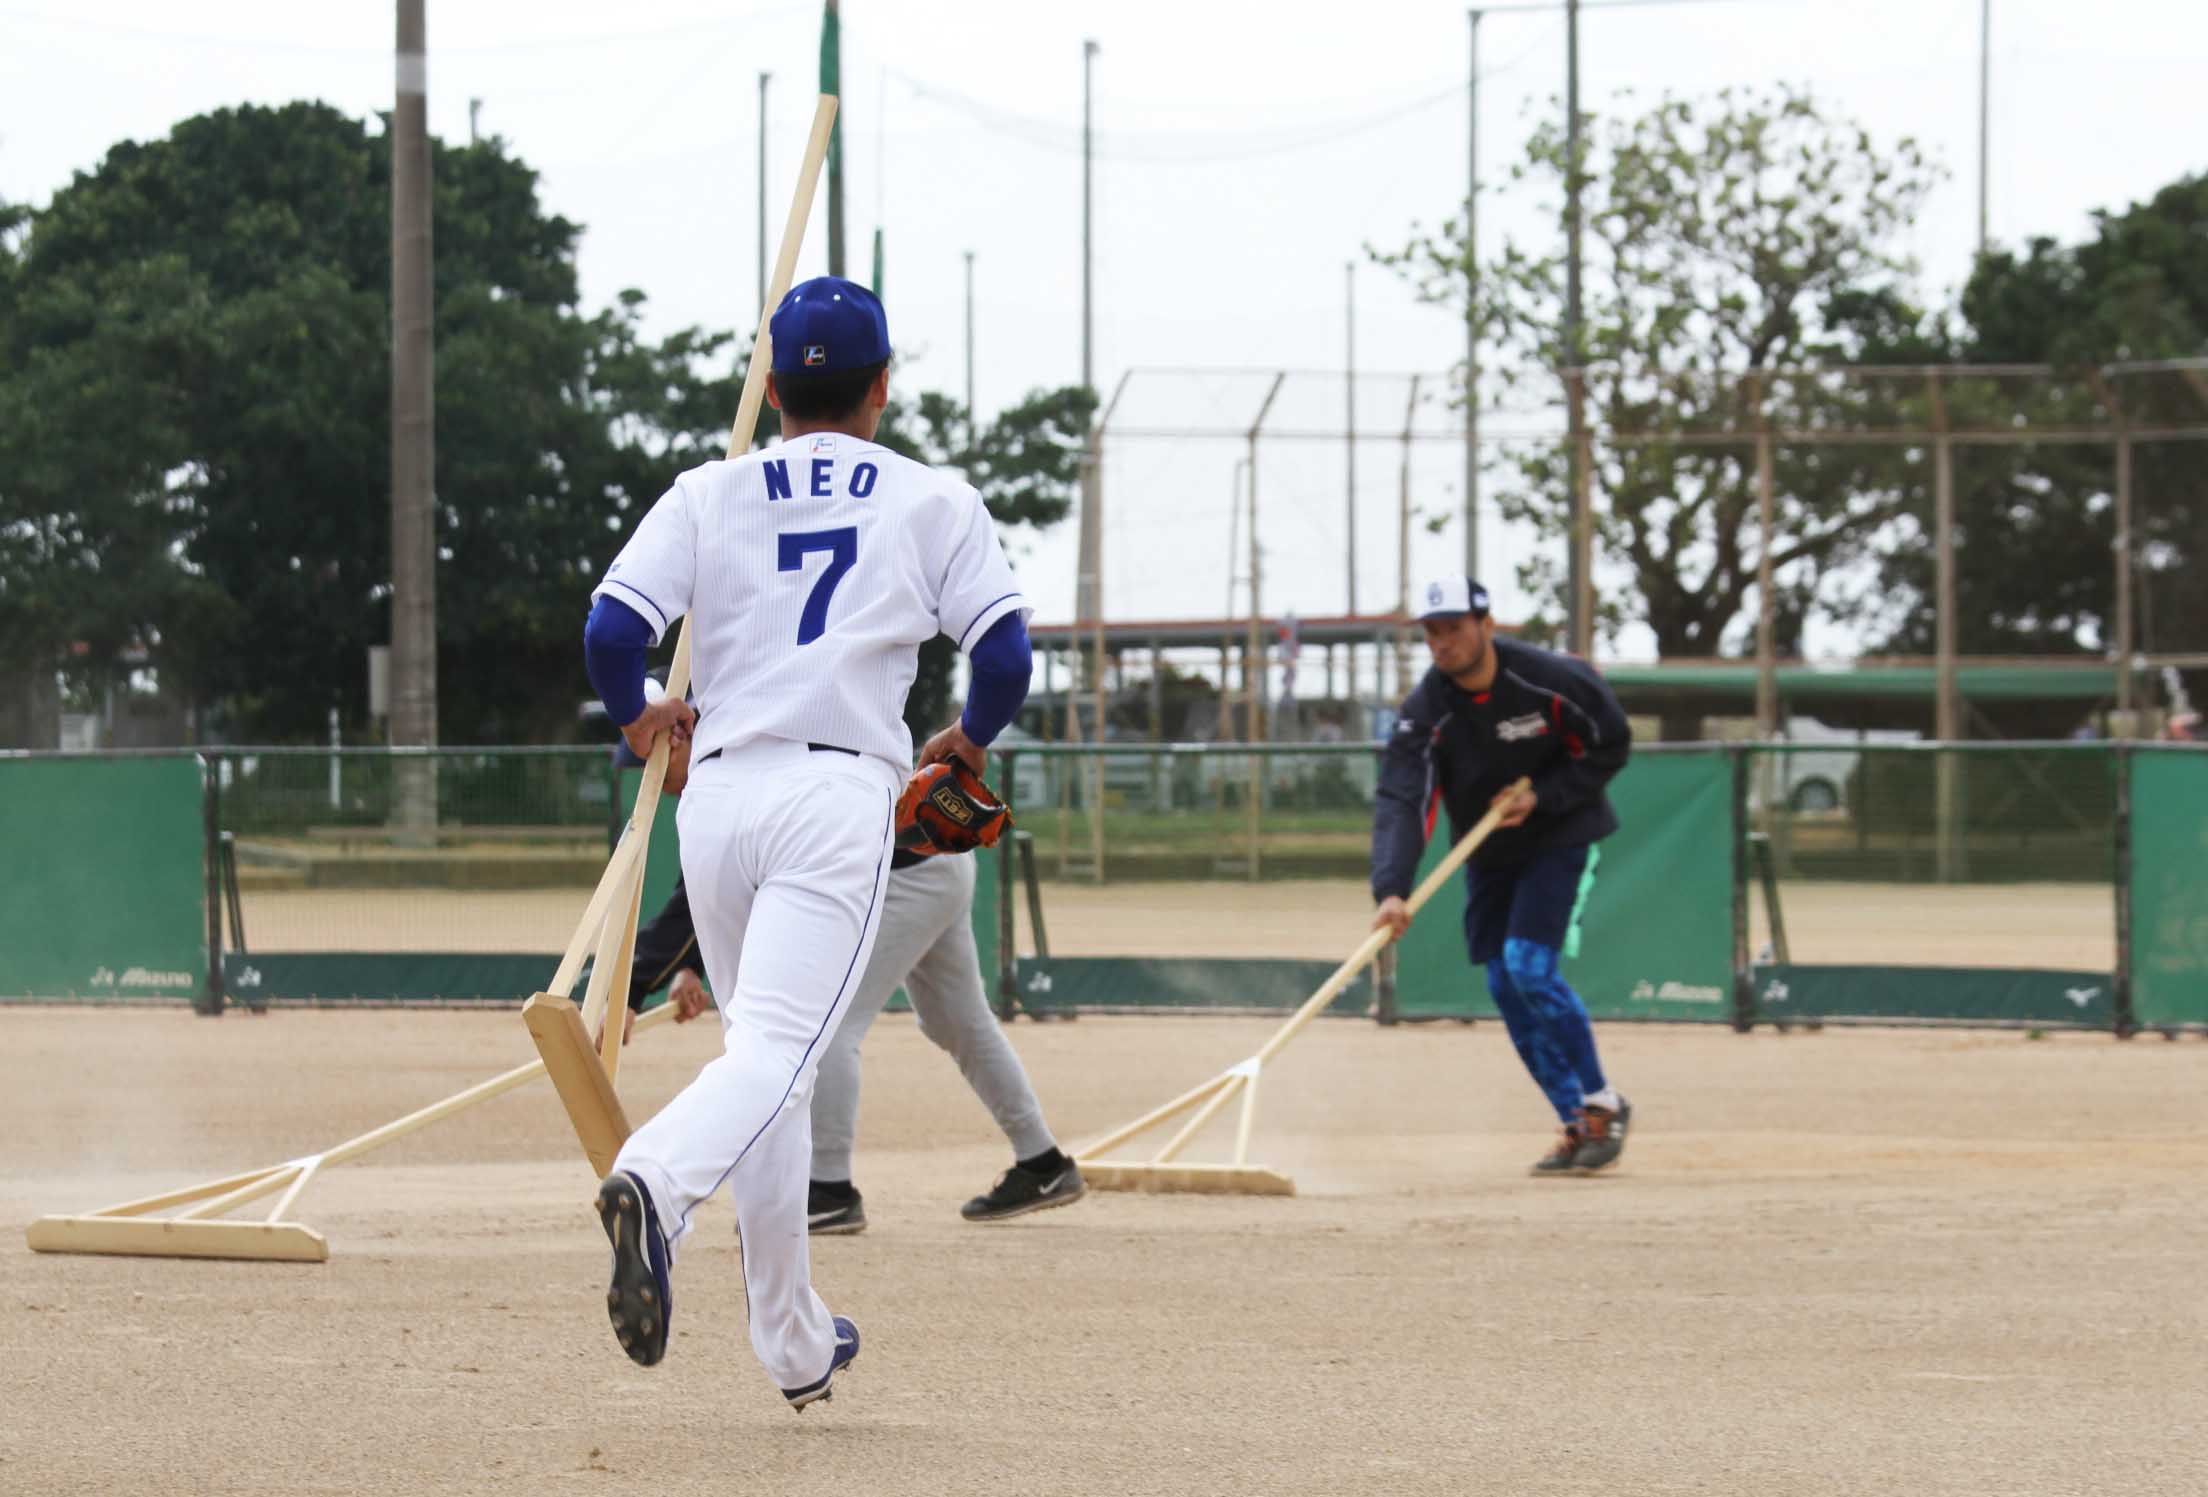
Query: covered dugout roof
1601 662 2117 704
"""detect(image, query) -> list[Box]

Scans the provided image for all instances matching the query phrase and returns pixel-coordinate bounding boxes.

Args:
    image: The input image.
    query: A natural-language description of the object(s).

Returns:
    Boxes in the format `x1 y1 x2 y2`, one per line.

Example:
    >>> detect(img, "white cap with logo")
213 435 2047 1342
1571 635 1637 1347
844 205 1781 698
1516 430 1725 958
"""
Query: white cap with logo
1416 576 1491 621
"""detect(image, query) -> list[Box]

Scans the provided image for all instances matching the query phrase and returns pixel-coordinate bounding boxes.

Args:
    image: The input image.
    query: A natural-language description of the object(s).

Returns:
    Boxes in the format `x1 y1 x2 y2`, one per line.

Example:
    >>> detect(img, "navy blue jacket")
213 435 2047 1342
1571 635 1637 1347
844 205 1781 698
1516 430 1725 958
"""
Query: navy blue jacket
1370 637 1632 900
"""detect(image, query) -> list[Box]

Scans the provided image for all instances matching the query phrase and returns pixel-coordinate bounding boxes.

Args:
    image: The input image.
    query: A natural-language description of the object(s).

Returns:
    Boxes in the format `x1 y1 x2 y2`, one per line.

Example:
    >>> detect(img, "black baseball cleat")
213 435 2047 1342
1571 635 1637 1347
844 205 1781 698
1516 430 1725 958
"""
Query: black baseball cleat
596 1170 673 1368
1571 1098 1632 1174
783 1315 860 1411
961 1158 1087 1221
1529 1122 1586 1176
807 1182 867 1236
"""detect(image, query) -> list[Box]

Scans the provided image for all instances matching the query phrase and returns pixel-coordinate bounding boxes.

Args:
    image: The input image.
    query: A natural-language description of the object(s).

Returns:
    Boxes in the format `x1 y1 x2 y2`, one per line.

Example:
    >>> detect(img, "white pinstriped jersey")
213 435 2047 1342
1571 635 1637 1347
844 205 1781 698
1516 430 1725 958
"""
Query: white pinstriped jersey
593 433 1030 771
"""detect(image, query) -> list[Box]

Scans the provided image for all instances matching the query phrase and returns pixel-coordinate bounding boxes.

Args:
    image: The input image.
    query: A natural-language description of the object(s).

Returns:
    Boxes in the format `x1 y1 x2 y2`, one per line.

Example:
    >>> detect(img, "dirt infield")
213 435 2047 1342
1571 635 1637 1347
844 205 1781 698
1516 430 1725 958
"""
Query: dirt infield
5 1009 2203 1495
243 875 2118 970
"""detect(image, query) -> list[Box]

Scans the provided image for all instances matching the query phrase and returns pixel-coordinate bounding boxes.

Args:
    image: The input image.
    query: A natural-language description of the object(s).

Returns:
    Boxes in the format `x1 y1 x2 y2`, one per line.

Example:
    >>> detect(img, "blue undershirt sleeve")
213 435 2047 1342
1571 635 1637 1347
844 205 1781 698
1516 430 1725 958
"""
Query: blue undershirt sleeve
583 595 654 728
958 612 1032 748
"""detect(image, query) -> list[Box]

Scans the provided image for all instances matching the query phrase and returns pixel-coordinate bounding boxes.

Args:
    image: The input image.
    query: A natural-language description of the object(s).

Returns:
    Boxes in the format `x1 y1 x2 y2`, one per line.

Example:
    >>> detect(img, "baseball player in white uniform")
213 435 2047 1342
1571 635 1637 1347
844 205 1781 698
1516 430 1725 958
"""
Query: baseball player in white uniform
579 276 1034 1408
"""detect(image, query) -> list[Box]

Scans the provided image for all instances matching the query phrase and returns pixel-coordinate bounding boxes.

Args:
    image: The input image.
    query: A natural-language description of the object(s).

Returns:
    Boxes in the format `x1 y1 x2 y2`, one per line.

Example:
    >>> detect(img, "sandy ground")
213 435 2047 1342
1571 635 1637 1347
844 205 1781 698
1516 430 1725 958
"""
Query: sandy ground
242 878 2118 970
6 1010 2204 1496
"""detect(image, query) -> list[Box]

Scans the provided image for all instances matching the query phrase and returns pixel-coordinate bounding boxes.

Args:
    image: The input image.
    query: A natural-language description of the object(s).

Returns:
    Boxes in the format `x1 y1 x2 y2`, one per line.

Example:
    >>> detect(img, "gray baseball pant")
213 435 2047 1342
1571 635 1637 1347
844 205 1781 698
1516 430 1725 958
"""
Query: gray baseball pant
809 851 1056 1182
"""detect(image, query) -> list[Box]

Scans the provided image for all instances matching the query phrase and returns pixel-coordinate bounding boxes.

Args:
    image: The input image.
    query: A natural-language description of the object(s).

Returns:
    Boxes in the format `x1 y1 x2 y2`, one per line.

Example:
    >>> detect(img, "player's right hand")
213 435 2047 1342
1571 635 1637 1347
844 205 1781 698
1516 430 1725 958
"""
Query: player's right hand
1371 896 1411 942
621 697 697 767
668 969 712 1024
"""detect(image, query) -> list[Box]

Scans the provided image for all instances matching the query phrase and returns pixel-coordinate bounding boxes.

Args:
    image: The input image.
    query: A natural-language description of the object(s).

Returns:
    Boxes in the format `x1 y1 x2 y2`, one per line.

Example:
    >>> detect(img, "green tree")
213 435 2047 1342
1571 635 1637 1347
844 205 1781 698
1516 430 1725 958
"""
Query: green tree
0 102 1080 748
1377 86 1943 663
1870 174 2208 659
0 103 741 743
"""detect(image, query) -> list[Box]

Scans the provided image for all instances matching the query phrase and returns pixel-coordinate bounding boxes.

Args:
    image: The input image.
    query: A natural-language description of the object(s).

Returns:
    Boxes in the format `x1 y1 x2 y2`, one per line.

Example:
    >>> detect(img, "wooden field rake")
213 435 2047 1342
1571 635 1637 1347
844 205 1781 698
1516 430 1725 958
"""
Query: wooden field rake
25 96 842 1264
1075 781 1523 1196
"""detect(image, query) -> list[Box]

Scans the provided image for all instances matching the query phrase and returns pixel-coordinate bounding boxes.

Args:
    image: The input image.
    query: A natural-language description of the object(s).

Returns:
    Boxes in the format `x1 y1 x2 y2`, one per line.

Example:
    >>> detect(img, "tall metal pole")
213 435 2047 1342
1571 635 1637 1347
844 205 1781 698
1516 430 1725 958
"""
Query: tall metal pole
823 0 845 277
1082 39 1099 394
1466 8 1482 579
1563 0 1587 653
1398 374 1421 699
1977 0 1991 254
757 72 771 325
963 250 977 446
2115 429 2134 730
1075 39 1104 771
1345 260 1358 618
390 0 437 832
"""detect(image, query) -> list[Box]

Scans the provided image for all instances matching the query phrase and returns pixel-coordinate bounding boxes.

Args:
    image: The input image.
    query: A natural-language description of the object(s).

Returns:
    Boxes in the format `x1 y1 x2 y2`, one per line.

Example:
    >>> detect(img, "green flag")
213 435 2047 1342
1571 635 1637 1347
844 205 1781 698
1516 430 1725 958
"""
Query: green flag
821 0 844 276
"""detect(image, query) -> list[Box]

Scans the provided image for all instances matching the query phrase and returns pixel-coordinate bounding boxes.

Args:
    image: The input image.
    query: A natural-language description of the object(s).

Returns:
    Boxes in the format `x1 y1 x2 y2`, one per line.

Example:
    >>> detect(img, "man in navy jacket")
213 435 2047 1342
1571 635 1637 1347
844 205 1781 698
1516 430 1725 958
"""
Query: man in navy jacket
1371 577 1633 1174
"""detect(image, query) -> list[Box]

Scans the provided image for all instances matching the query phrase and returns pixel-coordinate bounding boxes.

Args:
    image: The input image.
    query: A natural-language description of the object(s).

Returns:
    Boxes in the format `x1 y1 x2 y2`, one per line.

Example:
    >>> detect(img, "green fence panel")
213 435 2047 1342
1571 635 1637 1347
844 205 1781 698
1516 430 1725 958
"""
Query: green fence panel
1392 752 1736 1021
0 755 207 1001
1750 964 2112 1028
223 952 556 1005
2131 749 2208 1029
1016 956 1371 1014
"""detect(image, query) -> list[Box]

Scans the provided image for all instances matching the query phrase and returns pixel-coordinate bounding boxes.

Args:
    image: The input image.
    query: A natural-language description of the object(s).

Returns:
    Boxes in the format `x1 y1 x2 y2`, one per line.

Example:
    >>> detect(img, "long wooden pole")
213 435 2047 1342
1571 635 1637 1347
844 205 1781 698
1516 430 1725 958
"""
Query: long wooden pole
1078 780 1525 1164
1252 777 1524 1067
551 96 841 1005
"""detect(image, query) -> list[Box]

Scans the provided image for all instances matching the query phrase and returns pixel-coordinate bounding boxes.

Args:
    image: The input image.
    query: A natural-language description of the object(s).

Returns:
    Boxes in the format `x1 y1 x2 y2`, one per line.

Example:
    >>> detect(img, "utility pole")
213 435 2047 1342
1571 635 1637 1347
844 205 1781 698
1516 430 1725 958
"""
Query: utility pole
1563 0 1588 653
1977 0 1991 254
757 71 771 325
390 0 437 832
1346 260 1358 618
1075 41 1102 644
963 250 977 450
1081 39 1099 396
1466 7 1482 579
467 97 482 145
822 0 845 276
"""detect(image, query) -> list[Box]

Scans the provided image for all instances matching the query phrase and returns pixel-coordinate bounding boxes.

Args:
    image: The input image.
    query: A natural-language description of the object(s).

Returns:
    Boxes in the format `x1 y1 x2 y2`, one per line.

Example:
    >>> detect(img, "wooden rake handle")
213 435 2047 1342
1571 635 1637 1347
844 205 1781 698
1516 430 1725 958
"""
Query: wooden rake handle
1251 777 1529 1067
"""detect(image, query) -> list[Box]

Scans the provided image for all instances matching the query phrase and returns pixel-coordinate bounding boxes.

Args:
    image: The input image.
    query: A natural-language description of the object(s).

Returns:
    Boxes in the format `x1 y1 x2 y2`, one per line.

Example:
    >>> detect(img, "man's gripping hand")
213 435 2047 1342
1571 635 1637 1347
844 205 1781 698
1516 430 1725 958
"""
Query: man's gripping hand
1371 895 1411 942
621 696 696 787
667 970 712 1023
896 760 1012 858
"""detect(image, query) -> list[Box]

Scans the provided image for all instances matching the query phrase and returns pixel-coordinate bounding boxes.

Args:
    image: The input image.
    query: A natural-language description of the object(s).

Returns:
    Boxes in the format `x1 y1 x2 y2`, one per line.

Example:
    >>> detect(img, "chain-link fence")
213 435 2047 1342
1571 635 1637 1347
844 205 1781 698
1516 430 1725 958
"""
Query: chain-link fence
213 747 615 964
1079 362 2208 740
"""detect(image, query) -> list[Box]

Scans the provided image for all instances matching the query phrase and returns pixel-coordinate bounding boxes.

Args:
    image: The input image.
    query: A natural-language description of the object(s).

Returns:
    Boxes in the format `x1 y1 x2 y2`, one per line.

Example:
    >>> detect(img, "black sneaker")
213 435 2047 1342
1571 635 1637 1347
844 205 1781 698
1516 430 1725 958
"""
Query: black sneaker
1529 1123 1585 1177
596 1170 673 1367
807 1183 867 1236
960 1159 1087 1222
1571 1098 1632 1174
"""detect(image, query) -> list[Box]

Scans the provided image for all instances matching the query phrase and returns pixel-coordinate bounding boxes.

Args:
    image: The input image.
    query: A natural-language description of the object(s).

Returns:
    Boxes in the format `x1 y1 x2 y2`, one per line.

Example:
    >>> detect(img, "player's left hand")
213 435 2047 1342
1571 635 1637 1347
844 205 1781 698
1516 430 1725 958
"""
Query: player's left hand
917 720 986 776
589 1004 639 1050
668 969 712 1023
1490 783 1537 829
621 697 696 768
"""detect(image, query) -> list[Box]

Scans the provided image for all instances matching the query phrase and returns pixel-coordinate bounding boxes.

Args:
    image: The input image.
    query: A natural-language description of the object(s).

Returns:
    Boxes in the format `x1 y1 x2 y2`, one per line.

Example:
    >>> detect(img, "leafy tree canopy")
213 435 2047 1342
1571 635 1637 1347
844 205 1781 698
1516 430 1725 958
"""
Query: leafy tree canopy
0 102 1083 745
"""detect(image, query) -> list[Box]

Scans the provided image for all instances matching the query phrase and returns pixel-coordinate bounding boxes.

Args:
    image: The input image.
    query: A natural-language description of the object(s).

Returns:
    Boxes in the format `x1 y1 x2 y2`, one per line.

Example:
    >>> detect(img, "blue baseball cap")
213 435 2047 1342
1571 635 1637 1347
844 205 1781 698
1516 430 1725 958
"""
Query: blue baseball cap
1417 576 1492 621
770 276 891 374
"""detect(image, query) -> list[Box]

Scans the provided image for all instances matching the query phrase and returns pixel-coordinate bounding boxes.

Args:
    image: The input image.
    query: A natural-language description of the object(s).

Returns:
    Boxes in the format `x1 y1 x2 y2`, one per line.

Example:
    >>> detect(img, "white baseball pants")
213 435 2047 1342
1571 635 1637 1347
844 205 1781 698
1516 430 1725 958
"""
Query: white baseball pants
614 737 895 1393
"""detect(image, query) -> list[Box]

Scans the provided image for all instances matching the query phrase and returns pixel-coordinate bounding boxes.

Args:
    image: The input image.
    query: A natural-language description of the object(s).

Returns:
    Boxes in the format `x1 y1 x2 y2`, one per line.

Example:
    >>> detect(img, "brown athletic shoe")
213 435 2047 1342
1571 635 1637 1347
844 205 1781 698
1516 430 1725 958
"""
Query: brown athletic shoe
1571 1098 1632 1174
1530 1122 1585 1176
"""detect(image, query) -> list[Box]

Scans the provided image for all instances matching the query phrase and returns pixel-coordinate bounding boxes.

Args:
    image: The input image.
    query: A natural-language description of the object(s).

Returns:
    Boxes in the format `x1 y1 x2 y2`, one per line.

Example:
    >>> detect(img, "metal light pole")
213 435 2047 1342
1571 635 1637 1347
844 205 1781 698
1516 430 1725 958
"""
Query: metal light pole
1345 260 1358 618
1563 0 1587 653
1081 39 1099 394
963 249 977 449
757 71 771 325
1977 0 1991 254
389 0 437 833
1466 7 1482 579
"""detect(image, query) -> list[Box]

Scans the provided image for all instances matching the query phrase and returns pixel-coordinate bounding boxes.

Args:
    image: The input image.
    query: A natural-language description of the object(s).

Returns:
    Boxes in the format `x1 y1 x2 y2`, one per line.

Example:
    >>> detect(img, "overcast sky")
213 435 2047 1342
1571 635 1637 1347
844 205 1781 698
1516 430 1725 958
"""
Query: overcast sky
6 0 2205 658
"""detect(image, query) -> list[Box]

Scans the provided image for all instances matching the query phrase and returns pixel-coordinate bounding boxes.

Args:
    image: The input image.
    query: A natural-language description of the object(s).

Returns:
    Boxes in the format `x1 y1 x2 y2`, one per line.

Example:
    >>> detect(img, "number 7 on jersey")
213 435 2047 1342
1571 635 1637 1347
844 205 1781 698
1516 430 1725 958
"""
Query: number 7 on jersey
777 527 858 645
